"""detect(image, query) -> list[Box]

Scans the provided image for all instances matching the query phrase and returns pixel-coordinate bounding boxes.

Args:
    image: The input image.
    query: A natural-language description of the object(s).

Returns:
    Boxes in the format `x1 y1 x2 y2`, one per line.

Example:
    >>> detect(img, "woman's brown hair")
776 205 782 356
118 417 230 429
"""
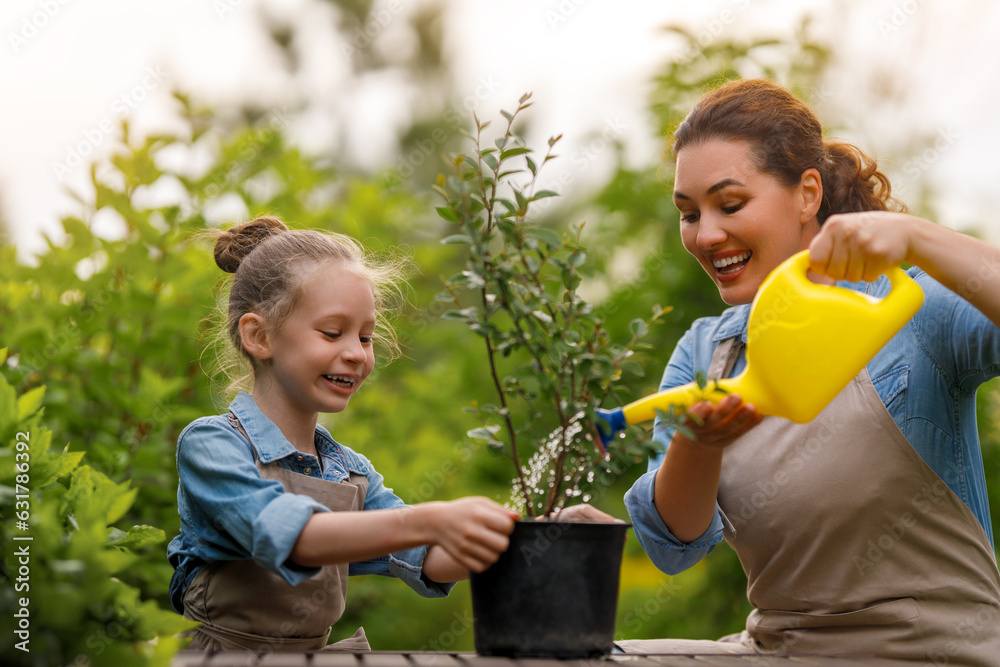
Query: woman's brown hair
672 78 905 222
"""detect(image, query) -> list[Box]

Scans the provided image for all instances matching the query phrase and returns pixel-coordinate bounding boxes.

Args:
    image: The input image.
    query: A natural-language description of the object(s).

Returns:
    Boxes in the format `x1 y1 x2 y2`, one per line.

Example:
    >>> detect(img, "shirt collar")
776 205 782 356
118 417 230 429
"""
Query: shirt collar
227 392 368 474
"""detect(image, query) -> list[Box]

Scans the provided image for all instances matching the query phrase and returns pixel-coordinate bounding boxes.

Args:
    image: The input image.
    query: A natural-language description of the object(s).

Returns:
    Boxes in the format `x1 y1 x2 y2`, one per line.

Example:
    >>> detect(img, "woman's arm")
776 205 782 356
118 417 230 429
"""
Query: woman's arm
809 211 1000 327
290 496 518 574
653 395 762 542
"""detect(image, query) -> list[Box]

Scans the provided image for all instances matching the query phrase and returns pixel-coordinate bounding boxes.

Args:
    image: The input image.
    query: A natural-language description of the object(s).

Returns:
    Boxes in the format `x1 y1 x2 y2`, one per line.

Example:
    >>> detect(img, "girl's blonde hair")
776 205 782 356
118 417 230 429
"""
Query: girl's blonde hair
206 216 407 396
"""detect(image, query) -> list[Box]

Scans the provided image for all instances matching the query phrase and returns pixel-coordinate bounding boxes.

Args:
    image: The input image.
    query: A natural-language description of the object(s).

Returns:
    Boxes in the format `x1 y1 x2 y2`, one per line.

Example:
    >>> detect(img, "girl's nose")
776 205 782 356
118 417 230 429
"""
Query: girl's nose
342 337 368 363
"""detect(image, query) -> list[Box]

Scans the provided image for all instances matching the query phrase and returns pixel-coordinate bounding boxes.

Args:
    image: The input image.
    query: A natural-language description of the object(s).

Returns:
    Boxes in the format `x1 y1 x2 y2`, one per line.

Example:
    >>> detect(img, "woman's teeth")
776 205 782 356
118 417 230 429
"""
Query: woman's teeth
323 375 355 388
712 251 751 271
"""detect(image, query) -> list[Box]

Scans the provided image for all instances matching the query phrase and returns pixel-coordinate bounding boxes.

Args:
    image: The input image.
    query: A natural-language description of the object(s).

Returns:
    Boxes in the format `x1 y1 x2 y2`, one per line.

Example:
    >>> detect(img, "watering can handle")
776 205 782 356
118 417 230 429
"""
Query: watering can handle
785 251 922 309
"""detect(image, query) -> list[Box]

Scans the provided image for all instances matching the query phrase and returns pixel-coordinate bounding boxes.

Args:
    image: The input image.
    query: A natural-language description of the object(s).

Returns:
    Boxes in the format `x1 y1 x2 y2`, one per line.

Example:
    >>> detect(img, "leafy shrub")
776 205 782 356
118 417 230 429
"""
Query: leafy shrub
434 95 663 517
0 351 196 667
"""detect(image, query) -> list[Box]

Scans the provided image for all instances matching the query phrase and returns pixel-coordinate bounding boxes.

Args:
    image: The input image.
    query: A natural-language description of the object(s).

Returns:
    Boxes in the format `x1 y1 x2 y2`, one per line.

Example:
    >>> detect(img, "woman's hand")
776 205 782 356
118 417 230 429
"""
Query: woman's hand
808 211 914 283
809 210 1000 327
675 393 763 452
551 503 625 523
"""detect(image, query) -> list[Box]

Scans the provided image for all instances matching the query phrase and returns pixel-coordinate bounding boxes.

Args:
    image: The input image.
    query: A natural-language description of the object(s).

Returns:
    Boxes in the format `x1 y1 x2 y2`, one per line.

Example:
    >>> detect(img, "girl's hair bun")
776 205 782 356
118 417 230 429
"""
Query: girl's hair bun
213 216 288 273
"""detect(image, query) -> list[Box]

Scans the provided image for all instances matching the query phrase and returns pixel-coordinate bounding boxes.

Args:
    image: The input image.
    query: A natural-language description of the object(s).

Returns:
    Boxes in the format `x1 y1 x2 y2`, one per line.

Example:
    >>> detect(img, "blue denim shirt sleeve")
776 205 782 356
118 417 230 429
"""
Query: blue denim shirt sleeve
624 326 724 575
341 446 453 598
909 271 1000 391
625 469 724 575
175 419 330 586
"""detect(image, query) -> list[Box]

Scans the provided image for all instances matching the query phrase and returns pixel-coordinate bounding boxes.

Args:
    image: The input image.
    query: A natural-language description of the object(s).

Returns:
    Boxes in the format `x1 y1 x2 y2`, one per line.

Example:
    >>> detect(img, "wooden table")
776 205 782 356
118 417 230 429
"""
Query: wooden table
171 651 914 667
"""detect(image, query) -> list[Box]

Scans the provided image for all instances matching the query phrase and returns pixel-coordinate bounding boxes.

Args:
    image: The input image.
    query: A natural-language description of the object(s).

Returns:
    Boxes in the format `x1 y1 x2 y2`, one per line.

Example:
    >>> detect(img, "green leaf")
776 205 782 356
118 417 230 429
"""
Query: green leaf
531 189 559 201
442 307 479 322
629 318 648 338
467 425 501 440
440 234 473 245
435 206 460 223
567 250 587 267
695 370 708 390
500 146 531 160
108 524 166 550
0 375 16 437
527 228 562 250
17 385 45 421
621 361 645 378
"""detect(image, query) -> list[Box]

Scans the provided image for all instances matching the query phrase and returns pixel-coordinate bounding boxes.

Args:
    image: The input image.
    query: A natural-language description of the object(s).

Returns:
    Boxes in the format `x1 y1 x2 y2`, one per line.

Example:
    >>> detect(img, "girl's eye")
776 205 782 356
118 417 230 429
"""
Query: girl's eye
360 335 373 345
680 212 700 224
721 202 744 215
322 332 341 340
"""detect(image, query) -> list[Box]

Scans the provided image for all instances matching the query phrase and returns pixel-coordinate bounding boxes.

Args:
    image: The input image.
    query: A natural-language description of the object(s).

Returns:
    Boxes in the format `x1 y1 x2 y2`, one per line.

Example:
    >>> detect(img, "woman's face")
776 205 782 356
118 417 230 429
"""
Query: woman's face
673 138 821 305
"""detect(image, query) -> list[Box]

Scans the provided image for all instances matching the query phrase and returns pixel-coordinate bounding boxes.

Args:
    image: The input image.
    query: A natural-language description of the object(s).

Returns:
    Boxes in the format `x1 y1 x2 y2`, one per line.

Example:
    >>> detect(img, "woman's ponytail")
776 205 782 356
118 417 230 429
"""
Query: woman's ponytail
818 141 906 222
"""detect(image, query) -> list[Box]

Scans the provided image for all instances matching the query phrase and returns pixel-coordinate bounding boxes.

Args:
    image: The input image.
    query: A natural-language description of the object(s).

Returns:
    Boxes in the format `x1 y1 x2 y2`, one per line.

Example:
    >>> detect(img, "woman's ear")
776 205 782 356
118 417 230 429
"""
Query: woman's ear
799 168 823 223
239 312 272 361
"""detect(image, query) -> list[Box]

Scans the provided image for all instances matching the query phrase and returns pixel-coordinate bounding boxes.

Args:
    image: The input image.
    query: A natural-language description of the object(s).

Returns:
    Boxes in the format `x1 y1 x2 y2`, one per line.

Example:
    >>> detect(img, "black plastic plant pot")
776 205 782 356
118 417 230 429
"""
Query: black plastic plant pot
469 519 630 658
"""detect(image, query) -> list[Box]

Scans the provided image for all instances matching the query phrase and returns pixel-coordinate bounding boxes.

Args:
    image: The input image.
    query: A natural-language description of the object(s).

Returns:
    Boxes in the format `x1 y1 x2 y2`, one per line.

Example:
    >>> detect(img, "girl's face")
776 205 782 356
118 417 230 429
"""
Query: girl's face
673 138 821 305
261 261 376 416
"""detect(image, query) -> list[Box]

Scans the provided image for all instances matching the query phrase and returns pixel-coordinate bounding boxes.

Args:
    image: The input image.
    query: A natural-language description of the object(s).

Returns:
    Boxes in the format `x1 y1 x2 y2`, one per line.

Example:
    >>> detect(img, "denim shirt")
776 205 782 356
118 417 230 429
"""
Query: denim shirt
167 392 452 613
625 268 1000 575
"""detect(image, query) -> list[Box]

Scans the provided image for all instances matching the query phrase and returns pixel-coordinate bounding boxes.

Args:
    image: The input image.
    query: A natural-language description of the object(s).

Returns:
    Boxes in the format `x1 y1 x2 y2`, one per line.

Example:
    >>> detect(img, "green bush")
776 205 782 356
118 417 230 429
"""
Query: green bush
0 351 196 666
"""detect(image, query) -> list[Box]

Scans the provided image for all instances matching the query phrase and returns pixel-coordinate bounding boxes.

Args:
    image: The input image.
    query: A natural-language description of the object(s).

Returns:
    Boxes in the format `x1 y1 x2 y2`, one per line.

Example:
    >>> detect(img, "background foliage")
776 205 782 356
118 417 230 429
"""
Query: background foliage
1 4 998 663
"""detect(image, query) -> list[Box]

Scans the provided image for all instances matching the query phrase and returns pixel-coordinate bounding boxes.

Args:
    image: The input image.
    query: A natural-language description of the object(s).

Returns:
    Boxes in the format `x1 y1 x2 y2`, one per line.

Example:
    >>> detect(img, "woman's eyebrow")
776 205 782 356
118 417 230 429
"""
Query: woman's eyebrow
673 178 746 201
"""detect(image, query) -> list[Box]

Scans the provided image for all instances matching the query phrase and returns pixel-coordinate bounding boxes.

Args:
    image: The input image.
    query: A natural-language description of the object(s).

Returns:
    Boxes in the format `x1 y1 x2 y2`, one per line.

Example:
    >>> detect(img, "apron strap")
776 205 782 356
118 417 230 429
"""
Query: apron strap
708 336 744 536
708 336 744 380
227 412 259 463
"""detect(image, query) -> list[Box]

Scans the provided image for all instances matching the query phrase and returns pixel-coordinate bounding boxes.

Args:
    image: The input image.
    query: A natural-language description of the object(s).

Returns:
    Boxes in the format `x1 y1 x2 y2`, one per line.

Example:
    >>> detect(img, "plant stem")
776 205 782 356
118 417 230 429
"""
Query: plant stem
481 297 534 516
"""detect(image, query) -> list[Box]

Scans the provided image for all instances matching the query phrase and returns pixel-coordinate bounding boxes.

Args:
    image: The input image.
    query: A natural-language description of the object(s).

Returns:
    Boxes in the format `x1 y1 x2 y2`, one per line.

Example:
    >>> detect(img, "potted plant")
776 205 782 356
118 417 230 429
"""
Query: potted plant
434 94 663 657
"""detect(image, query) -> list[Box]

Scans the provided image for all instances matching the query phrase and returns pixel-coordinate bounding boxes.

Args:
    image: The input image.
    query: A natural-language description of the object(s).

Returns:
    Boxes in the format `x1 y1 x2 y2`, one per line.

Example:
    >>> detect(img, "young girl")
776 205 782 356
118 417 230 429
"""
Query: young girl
621 79 1000 662
167 217 518 652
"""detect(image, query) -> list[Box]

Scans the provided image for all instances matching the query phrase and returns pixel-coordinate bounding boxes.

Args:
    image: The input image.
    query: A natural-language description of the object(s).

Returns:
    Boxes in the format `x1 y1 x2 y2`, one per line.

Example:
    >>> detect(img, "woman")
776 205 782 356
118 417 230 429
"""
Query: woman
621 79 1000 663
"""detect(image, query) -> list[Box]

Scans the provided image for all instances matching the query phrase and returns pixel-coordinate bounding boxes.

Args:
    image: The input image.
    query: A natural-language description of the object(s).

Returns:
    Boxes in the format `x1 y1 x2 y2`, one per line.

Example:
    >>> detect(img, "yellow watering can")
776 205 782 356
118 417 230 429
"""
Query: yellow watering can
595 250 925 444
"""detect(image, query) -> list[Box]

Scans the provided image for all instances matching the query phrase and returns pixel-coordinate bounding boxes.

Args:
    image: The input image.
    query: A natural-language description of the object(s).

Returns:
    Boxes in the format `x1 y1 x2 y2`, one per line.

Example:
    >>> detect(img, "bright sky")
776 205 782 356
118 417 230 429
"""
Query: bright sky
3 0 1000 260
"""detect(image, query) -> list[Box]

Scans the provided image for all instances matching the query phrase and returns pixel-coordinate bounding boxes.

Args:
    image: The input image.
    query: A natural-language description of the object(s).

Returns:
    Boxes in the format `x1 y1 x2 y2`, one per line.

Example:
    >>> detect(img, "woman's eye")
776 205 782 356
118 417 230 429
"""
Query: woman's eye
721 202 744 215
680 212 700 223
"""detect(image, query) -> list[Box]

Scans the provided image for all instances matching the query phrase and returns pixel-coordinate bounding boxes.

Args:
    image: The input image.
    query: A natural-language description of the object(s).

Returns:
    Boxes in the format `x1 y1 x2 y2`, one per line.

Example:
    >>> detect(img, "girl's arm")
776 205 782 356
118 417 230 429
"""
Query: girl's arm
290 496 518 575
810 211 1000 328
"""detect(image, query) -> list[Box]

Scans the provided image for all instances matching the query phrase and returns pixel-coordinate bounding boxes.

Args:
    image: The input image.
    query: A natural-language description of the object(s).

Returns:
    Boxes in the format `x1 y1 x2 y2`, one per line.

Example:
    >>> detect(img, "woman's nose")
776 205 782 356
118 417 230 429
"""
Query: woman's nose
696 214 728 248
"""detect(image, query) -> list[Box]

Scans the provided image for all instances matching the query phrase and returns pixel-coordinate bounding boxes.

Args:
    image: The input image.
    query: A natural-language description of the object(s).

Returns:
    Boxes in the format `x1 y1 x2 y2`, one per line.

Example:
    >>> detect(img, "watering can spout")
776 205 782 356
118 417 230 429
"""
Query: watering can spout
595 251 924 444
595 408 626 447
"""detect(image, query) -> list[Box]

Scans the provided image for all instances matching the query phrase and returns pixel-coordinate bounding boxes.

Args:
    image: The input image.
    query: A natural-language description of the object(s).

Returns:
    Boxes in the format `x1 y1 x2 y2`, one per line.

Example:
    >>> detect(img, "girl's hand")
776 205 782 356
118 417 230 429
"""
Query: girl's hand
675 393 763 452
425 497 519 573
808 211 915 283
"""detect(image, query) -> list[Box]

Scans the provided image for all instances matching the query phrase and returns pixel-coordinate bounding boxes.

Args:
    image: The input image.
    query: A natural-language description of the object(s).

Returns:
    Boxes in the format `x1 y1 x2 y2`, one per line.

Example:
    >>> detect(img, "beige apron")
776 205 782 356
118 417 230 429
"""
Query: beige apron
182 413 371 653
621 337 1000 663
